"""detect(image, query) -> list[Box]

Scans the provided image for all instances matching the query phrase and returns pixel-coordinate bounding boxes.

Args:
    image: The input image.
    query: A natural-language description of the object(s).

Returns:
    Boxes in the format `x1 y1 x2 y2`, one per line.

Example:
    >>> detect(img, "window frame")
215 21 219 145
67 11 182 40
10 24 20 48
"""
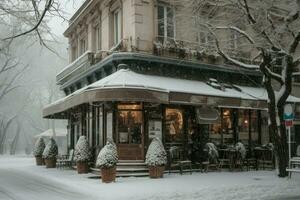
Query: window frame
157 4 176 41
113 9 122 45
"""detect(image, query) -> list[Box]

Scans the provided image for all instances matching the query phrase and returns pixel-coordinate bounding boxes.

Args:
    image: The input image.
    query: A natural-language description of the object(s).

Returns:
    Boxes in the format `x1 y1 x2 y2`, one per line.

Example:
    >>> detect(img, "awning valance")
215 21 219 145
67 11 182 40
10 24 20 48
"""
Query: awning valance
43 69 300 118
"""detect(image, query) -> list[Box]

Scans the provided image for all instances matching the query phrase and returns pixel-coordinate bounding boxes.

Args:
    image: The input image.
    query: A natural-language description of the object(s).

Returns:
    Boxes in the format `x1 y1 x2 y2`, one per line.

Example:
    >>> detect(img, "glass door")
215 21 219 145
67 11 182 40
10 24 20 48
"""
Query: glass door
117 103 144 160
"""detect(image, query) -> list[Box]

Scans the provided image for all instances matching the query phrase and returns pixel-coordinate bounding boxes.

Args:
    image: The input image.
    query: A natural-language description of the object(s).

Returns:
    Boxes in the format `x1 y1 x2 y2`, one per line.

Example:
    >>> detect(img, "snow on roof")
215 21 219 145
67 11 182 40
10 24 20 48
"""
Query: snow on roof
46 69 300 110
85 69 300 102
34 129 67 138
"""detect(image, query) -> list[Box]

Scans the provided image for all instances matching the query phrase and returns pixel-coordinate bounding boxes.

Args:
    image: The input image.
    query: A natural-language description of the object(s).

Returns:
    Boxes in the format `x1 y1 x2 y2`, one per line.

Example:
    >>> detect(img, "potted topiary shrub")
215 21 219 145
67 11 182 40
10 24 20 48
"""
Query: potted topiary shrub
74 136 91 174
96 139 118 183
145 137 167 178
42 137 58 168
33 137 46 166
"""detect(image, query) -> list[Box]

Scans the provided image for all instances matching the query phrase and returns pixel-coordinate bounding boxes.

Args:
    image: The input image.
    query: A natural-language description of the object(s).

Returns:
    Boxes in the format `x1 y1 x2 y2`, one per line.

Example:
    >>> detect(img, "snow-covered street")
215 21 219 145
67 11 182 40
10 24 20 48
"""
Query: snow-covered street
1 156 300 200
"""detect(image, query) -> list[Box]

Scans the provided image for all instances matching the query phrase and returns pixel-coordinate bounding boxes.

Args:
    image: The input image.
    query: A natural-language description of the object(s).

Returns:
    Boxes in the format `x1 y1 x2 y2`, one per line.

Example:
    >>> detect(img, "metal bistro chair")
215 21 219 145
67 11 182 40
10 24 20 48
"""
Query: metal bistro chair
57 149 74 169
168 146 192 175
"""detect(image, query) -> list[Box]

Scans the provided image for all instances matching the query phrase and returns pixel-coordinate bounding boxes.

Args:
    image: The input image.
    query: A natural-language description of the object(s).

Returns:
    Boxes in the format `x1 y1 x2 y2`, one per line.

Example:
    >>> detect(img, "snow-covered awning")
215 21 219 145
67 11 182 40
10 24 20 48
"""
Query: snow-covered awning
43 69 300 118
34 129 67 138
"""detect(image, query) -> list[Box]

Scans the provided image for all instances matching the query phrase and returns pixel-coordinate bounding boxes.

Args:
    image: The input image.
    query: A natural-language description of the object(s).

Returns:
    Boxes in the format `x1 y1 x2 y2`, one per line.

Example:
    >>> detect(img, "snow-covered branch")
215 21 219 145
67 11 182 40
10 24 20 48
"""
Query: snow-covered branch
204 24 259 70
3 0 53 41
215 26 255 44
289 32 300 54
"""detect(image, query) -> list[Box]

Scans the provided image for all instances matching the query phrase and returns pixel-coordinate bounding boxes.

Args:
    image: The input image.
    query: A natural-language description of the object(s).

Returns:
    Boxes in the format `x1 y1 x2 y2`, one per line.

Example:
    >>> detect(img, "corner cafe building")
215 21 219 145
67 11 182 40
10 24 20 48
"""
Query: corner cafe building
43 68 300 161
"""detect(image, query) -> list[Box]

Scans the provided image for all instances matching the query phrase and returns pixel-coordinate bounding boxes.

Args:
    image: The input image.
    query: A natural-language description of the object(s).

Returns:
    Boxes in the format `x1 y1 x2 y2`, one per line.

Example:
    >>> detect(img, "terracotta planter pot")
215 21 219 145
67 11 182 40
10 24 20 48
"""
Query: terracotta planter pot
35 156 44 166
101 167 116 183
149 166 165 178
45 158 56 168
76 162 89 174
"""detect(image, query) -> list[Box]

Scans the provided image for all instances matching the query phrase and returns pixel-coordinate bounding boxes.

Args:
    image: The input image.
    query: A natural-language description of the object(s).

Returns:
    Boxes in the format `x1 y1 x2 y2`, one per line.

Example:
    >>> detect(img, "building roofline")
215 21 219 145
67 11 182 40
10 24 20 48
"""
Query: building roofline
64 0 99 37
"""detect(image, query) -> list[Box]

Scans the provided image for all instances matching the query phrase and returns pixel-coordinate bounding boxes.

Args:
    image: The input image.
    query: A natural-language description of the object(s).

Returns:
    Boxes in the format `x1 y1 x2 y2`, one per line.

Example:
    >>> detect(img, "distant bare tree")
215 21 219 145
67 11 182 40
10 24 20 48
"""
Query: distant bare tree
0 0 69 52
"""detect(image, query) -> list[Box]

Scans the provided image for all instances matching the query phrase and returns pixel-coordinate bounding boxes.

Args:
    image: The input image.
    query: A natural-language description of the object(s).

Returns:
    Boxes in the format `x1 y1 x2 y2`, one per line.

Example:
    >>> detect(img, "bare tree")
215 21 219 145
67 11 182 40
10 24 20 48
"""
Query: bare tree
175 0 300 177
0 0 69 53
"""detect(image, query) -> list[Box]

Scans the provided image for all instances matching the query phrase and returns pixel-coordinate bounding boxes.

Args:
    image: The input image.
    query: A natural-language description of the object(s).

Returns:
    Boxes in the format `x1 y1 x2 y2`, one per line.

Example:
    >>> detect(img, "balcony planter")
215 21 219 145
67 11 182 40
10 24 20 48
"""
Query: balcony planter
96 139 118 183
33 137 46 166
42 138 58 168
74 136 91 174
145 137 167 178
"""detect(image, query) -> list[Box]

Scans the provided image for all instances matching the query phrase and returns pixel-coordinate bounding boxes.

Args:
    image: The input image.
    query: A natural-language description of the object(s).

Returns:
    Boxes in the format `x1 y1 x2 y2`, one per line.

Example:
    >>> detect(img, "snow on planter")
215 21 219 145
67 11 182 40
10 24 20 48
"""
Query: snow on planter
33 137 46 157
145 137 167 166
235 142 246 159
42 138 58 159
206 143 219 163
74 136 91 162
96 139 118 168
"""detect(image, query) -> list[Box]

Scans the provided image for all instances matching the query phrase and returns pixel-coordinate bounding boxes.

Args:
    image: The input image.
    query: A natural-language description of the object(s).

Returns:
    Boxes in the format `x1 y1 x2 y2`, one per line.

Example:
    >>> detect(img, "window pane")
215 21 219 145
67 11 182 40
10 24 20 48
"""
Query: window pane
238 110 249 145
117 111 142 144
209 123 222 145
222 109 234 145
157 5 165 37
165 108 183 143
251 110 259 145
167 7 174 38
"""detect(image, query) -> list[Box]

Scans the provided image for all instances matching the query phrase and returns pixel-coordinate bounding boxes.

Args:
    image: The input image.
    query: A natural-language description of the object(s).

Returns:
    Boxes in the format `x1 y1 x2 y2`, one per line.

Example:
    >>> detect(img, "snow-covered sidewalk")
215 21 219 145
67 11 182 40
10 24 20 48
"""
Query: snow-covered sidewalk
1 156 300 200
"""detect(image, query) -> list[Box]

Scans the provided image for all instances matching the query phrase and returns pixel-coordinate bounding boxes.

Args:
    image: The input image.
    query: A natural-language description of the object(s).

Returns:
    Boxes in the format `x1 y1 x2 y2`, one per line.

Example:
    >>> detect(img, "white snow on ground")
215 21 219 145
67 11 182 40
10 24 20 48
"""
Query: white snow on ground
1 156 300 200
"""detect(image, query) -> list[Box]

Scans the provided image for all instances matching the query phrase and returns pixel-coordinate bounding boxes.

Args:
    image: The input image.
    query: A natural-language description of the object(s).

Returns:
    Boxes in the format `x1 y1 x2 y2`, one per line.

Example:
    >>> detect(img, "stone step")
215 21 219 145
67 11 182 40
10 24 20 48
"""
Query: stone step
90 167 149 177
117 162 147 167
117 172 149 177
117 167 148 172
118 160 144 163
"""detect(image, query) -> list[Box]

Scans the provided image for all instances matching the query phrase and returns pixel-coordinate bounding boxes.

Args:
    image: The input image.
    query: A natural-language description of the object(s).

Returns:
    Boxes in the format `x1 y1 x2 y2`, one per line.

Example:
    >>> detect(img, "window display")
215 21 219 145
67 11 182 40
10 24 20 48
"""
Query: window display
165 108 183 143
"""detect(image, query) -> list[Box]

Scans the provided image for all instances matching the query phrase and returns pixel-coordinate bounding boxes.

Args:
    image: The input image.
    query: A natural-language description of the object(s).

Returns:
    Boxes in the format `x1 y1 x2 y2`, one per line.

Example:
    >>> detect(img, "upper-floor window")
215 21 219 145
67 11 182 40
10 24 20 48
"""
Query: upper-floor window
80 37 87 55
71 45 77 62
157 5 175 41
95 24 101 50
198 31 214 51
229 31 238 50
114 9 122 45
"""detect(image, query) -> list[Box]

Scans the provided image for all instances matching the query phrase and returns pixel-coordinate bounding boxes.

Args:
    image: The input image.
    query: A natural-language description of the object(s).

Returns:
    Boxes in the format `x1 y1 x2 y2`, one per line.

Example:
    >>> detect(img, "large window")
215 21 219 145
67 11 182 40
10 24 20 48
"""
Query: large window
250 110 259 145
209 122 222 145
165 108 183 143
157 5 175 42
94 24 101 51
238 110 249 144
80 37 87 55
222 109 234 144
117 103 143 144
114 9 122 45
71 45 77 61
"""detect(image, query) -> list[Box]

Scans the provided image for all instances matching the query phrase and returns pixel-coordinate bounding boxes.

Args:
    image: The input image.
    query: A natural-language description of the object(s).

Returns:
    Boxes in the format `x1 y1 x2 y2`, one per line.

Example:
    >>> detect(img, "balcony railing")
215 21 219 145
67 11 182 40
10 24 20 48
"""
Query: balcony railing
152 36 253 65
56 51 94 85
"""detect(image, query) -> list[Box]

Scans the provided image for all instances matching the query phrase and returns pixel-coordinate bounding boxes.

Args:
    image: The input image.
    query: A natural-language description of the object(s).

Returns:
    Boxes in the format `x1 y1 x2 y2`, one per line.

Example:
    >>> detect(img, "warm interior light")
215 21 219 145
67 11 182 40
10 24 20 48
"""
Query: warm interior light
223 110 230 116
244 120 248 124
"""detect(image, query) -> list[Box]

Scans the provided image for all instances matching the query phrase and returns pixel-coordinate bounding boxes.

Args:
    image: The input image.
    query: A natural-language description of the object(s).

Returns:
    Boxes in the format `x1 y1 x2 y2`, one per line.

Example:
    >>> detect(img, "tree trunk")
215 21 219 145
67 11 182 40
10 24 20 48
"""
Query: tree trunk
268 103 288 177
